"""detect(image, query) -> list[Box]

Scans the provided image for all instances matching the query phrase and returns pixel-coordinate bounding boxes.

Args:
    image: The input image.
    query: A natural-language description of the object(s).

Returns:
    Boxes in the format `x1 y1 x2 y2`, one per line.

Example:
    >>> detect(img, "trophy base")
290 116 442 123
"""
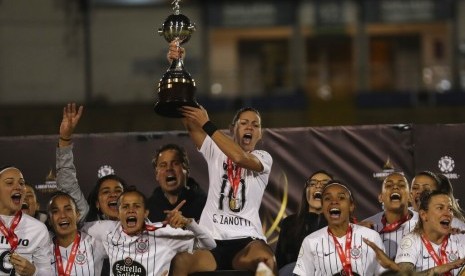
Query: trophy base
154 100 199 118
155 77 198 118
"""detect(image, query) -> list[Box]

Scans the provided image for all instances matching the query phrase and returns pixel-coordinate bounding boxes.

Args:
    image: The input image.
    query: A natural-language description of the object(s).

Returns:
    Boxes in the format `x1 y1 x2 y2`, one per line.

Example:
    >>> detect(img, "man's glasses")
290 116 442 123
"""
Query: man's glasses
305 179 330 188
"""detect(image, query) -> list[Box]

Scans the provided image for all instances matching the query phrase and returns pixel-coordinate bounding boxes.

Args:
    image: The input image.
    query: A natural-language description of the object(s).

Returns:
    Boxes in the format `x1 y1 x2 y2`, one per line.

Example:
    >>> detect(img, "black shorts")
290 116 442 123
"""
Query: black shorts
211 237 258 270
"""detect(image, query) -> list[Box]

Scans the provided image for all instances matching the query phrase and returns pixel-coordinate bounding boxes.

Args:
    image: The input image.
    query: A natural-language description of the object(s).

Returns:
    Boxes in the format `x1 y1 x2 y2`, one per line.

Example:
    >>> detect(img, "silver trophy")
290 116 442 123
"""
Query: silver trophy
154 0 198 118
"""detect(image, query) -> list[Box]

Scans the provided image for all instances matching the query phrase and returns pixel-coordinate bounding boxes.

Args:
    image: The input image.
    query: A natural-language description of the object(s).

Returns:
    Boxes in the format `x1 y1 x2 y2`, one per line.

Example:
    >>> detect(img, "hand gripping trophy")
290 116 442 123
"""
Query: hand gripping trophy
154 0 199 118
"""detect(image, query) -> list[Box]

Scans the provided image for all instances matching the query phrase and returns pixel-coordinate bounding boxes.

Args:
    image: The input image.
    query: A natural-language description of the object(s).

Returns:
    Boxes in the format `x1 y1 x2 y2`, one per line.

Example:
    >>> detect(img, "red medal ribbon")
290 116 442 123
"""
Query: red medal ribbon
145 223 165 231
0 211 22 253
379 213 410 233
122 222 165 235
328 225 353 276
54 232 81 276
420 234 452 276
227 158 242 198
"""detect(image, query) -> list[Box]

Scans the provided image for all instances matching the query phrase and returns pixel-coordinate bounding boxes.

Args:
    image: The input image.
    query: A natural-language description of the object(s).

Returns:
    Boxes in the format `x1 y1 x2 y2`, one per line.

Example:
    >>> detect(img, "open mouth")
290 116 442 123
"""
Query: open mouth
390 193 401 201
108 201 118 210
329 208 341 218
166 175 176 183
126 216 137 227
21 202 29 210
11 193 21 205
243 133 252 144
58 221 71 229
313 192 322 200
440 219 451 227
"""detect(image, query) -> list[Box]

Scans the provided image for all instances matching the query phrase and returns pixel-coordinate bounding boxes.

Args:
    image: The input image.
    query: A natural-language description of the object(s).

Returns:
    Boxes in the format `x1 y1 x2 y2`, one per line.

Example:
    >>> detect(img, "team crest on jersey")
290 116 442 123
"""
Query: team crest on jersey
350 245 362 259
448 251 459 262
136 238 149 253
75 250 87 265
113 257 146 276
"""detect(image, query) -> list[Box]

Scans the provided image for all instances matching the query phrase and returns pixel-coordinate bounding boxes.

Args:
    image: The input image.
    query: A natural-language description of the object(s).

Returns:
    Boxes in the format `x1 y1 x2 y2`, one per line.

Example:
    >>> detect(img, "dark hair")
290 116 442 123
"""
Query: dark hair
436 173 465 222
151 143 190 174
382 171 408 187
323 180 354 202
297 170 334 218
413 190 450 234
24 183 39 197
85 174 127 221
289 170 333 247
47 191 78 214
117 186 148 210
412 171 440 187
231 107 261 126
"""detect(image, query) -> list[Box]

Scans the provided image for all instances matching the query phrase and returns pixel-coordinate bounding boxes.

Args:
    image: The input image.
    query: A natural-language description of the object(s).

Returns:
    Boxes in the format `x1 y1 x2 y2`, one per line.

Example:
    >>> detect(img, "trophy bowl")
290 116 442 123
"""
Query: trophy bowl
154 10 199 118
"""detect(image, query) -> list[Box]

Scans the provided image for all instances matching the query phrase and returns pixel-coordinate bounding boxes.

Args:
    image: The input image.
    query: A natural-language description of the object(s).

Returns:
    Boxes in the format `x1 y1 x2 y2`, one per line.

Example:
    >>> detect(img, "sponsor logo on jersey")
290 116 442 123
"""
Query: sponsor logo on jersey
0 236 29 247
438 156 460 179
113 257 146 276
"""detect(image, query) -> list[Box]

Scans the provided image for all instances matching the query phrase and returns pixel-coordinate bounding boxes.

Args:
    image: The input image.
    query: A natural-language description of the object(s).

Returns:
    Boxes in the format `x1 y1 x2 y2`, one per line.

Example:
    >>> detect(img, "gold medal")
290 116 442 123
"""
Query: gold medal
229 198 236 209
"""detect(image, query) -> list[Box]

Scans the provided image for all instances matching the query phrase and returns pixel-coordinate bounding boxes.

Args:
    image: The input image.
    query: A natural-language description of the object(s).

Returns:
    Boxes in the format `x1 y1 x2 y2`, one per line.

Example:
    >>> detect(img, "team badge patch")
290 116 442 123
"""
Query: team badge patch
400 237 413 249
136 238 149 253
350 246 362 259
75 250 87 265
113 257 146 276
448 251 458 262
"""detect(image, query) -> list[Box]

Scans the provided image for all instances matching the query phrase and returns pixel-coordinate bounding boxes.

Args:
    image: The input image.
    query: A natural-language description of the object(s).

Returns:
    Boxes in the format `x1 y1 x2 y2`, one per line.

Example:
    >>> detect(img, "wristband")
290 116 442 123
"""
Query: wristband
59 136 72 141
202 121 218 137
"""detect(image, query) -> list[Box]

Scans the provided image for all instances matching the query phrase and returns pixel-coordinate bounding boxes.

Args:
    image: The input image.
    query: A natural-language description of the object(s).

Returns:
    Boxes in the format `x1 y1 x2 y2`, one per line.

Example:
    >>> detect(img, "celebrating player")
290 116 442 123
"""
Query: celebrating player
170 105 276 274
0 166 52 276
294 180 385 275
275 170 332 273
48 192 106 275
395 190 465 275
409 171 465 231
83 187 216 275
362 172 416 259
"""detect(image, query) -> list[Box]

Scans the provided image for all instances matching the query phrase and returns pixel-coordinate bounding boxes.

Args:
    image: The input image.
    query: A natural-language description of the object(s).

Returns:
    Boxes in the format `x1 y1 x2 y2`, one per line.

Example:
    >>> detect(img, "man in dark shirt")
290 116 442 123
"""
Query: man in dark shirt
147 143 207 222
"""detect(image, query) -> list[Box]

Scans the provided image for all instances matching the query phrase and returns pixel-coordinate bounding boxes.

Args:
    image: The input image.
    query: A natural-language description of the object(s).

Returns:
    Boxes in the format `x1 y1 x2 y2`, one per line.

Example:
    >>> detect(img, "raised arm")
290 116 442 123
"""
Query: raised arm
56 103 89 222
180 105 264 172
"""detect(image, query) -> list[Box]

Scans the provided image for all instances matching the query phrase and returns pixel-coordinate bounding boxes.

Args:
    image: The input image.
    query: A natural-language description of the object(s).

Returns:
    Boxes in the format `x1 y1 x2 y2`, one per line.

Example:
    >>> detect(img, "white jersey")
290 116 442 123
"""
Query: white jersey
396 232 465 275
293 224 385 276
199 136 272 240
51 231 107 276
362 210 417 260
0 213 52 275
83 220 215 275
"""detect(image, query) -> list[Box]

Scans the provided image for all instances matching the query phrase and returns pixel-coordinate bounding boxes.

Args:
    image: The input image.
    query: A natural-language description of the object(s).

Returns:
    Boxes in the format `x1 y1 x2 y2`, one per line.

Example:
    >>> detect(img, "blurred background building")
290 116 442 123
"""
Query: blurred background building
1 0 465 136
